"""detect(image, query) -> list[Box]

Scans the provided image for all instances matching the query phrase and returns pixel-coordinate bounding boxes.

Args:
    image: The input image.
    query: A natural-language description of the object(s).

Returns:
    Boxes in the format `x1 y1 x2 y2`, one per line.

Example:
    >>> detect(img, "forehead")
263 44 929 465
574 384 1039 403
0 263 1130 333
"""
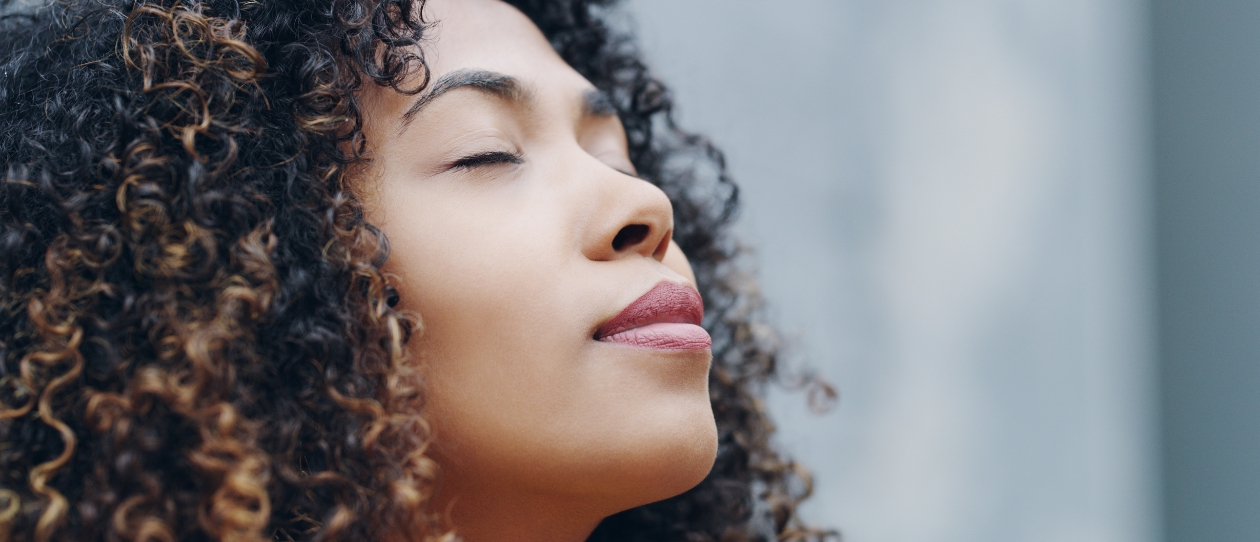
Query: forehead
421 0 583 87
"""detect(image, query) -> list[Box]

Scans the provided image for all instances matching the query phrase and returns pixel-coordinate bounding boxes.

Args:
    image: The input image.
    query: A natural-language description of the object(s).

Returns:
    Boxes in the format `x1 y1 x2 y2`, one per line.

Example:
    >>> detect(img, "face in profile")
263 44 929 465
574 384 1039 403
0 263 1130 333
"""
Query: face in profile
358 0 719 536
0 0 836 537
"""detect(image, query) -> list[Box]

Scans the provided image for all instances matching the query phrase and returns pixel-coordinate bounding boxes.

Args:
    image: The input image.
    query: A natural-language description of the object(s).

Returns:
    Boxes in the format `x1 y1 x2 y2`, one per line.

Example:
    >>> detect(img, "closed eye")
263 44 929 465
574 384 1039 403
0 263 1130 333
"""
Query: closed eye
449 150 524 170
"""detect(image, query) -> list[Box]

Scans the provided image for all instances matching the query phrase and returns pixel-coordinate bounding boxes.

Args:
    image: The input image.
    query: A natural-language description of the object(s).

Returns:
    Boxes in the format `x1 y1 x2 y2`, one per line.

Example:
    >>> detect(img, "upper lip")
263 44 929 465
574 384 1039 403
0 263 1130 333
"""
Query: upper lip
596 281 704 339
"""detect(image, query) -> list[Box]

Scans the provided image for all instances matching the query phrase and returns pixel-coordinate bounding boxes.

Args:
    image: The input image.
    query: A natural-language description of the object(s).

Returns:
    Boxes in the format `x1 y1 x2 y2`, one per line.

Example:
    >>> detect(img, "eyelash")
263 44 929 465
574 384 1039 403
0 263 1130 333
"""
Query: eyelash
449 150 523 170
446 150 639 179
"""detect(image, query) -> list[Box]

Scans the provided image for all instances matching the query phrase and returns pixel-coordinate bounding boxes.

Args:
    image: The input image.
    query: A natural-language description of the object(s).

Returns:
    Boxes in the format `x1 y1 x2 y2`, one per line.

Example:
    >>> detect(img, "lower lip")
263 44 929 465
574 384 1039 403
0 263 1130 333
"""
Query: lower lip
600 323 712 351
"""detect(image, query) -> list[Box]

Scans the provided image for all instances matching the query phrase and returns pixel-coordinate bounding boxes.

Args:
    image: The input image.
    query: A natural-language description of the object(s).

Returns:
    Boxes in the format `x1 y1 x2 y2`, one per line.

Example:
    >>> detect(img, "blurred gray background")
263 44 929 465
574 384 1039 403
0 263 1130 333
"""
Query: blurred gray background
624 1 1260 541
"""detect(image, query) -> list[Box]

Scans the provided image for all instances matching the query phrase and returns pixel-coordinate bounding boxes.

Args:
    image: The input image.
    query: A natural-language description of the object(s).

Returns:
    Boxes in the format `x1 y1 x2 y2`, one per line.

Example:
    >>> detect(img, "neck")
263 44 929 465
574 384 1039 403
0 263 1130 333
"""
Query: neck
437 486 610 542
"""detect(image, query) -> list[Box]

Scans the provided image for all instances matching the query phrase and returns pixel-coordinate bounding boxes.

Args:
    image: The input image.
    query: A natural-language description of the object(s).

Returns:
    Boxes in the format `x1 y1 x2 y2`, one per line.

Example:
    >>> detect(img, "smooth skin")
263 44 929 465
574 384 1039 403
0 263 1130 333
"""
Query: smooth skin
357 0 719 540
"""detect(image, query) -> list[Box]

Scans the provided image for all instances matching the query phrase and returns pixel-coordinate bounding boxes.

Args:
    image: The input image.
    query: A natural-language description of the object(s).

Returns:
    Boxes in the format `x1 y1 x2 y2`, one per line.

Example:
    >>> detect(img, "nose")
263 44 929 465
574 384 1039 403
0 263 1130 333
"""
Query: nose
582 172 674 263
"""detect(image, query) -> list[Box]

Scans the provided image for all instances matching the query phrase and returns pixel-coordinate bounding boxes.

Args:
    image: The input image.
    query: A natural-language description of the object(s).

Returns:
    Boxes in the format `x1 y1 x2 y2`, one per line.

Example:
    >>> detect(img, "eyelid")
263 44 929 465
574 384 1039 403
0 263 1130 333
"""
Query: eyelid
587 148 637 178
446 150 524 171
578 119 636 178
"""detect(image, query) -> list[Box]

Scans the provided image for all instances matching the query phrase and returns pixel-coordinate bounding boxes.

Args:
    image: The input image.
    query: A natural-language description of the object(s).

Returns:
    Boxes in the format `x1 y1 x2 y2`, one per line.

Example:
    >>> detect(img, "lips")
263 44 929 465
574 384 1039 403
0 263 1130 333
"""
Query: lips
596 281 711 351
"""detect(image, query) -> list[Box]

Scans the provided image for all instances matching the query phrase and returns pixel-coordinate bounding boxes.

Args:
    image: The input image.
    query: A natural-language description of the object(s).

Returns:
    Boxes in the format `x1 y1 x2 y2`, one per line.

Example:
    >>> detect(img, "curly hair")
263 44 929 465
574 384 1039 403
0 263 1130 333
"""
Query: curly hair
0 0 835 540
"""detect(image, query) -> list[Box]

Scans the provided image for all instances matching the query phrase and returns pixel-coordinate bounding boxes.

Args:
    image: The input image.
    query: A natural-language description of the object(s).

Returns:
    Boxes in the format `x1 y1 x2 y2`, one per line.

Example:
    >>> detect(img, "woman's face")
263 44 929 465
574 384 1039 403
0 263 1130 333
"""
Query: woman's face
358 0 717 532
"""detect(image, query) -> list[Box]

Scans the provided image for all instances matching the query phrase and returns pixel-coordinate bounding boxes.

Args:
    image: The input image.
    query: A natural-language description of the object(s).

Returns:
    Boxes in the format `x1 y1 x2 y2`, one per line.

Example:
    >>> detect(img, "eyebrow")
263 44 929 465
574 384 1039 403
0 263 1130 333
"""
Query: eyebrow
400 69 531 126
583 88 618 117
398 68 619 130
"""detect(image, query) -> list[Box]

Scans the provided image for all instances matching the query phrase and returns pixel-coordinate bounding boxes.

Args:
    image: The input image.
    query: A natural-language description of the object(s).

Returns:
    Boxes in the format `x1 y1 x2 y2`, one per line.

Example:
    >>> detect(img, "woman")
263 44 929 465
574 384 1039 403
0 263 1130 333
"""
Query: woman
0 0 830 540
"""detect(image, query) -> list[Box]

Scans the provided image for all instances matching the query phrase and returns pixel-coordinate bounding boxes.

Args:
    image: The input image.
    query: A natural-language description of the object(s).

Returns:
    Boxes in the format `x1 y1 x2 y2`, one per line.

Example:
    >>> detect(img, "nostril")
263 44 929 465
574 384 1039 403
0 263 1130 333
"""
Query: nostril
612 224 650 252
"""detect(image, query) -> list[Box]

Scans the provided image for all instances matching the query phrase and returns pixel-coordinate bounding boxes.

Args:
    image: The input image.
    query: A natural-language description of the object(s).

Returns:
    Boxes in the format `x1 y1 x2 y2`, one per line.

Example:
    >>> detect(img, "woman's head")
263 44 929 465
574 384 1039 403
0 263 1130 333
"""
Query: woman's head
0 0 827 540
358 0 717 534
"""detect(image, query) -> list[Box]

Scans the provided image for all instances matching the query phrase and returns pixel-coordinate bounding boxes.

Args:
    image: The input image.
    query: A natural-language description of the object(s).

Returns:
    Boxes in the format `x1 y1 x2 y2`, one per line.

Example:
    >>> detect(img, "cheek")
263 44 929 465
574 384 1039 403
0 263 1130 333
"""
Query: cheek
662 240 697 287
380 187 579 361
373 185 596 438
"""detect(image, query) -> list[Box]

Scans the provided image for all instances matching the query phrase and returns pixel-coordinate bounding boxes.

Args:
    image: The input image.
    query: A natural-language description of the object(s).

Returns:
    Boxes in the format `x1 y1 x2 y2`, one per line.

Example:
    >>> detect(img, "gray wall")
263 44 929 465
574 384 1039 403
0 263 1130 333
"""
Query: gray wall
1154 3 1260 542
627 1 1160 541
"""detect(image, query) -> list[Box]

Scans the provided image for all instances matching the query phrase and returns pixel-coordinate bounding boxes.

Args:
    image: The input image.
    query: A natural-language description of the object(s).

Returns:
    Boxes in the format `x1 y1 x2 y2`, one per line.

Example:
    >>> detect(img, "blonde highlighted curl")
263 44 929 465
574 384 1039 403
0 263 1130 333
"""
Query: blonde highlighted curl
0 0 834 540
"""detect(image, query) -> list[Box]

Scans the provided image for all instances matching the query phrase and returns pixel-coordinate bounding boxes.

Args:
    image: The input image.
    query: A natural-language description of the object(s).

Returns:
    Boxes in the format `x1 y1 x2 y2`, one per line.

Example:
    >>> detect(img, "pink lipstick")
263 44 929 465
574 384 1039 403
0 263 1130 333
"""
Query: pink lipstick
597 282 711 351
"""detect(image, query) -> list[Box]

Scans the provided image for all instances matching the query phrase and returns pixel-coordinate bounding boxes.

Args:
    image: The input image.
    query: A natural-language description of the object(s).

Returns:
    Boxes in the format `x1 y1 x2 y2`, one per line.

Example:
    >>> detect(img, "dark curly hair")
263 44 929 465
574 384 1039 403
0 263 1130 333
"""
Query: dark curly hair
0 0 835 540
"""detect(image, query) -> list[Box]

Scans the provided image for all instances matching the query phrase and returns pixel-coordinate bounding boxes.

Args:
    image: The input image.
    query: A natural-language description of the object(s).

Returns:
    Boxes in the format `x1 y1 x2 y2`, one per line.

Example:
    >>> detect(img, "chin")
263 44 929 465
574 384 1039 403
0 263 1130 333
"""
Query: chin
600 393 719 513
652 415 720 502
